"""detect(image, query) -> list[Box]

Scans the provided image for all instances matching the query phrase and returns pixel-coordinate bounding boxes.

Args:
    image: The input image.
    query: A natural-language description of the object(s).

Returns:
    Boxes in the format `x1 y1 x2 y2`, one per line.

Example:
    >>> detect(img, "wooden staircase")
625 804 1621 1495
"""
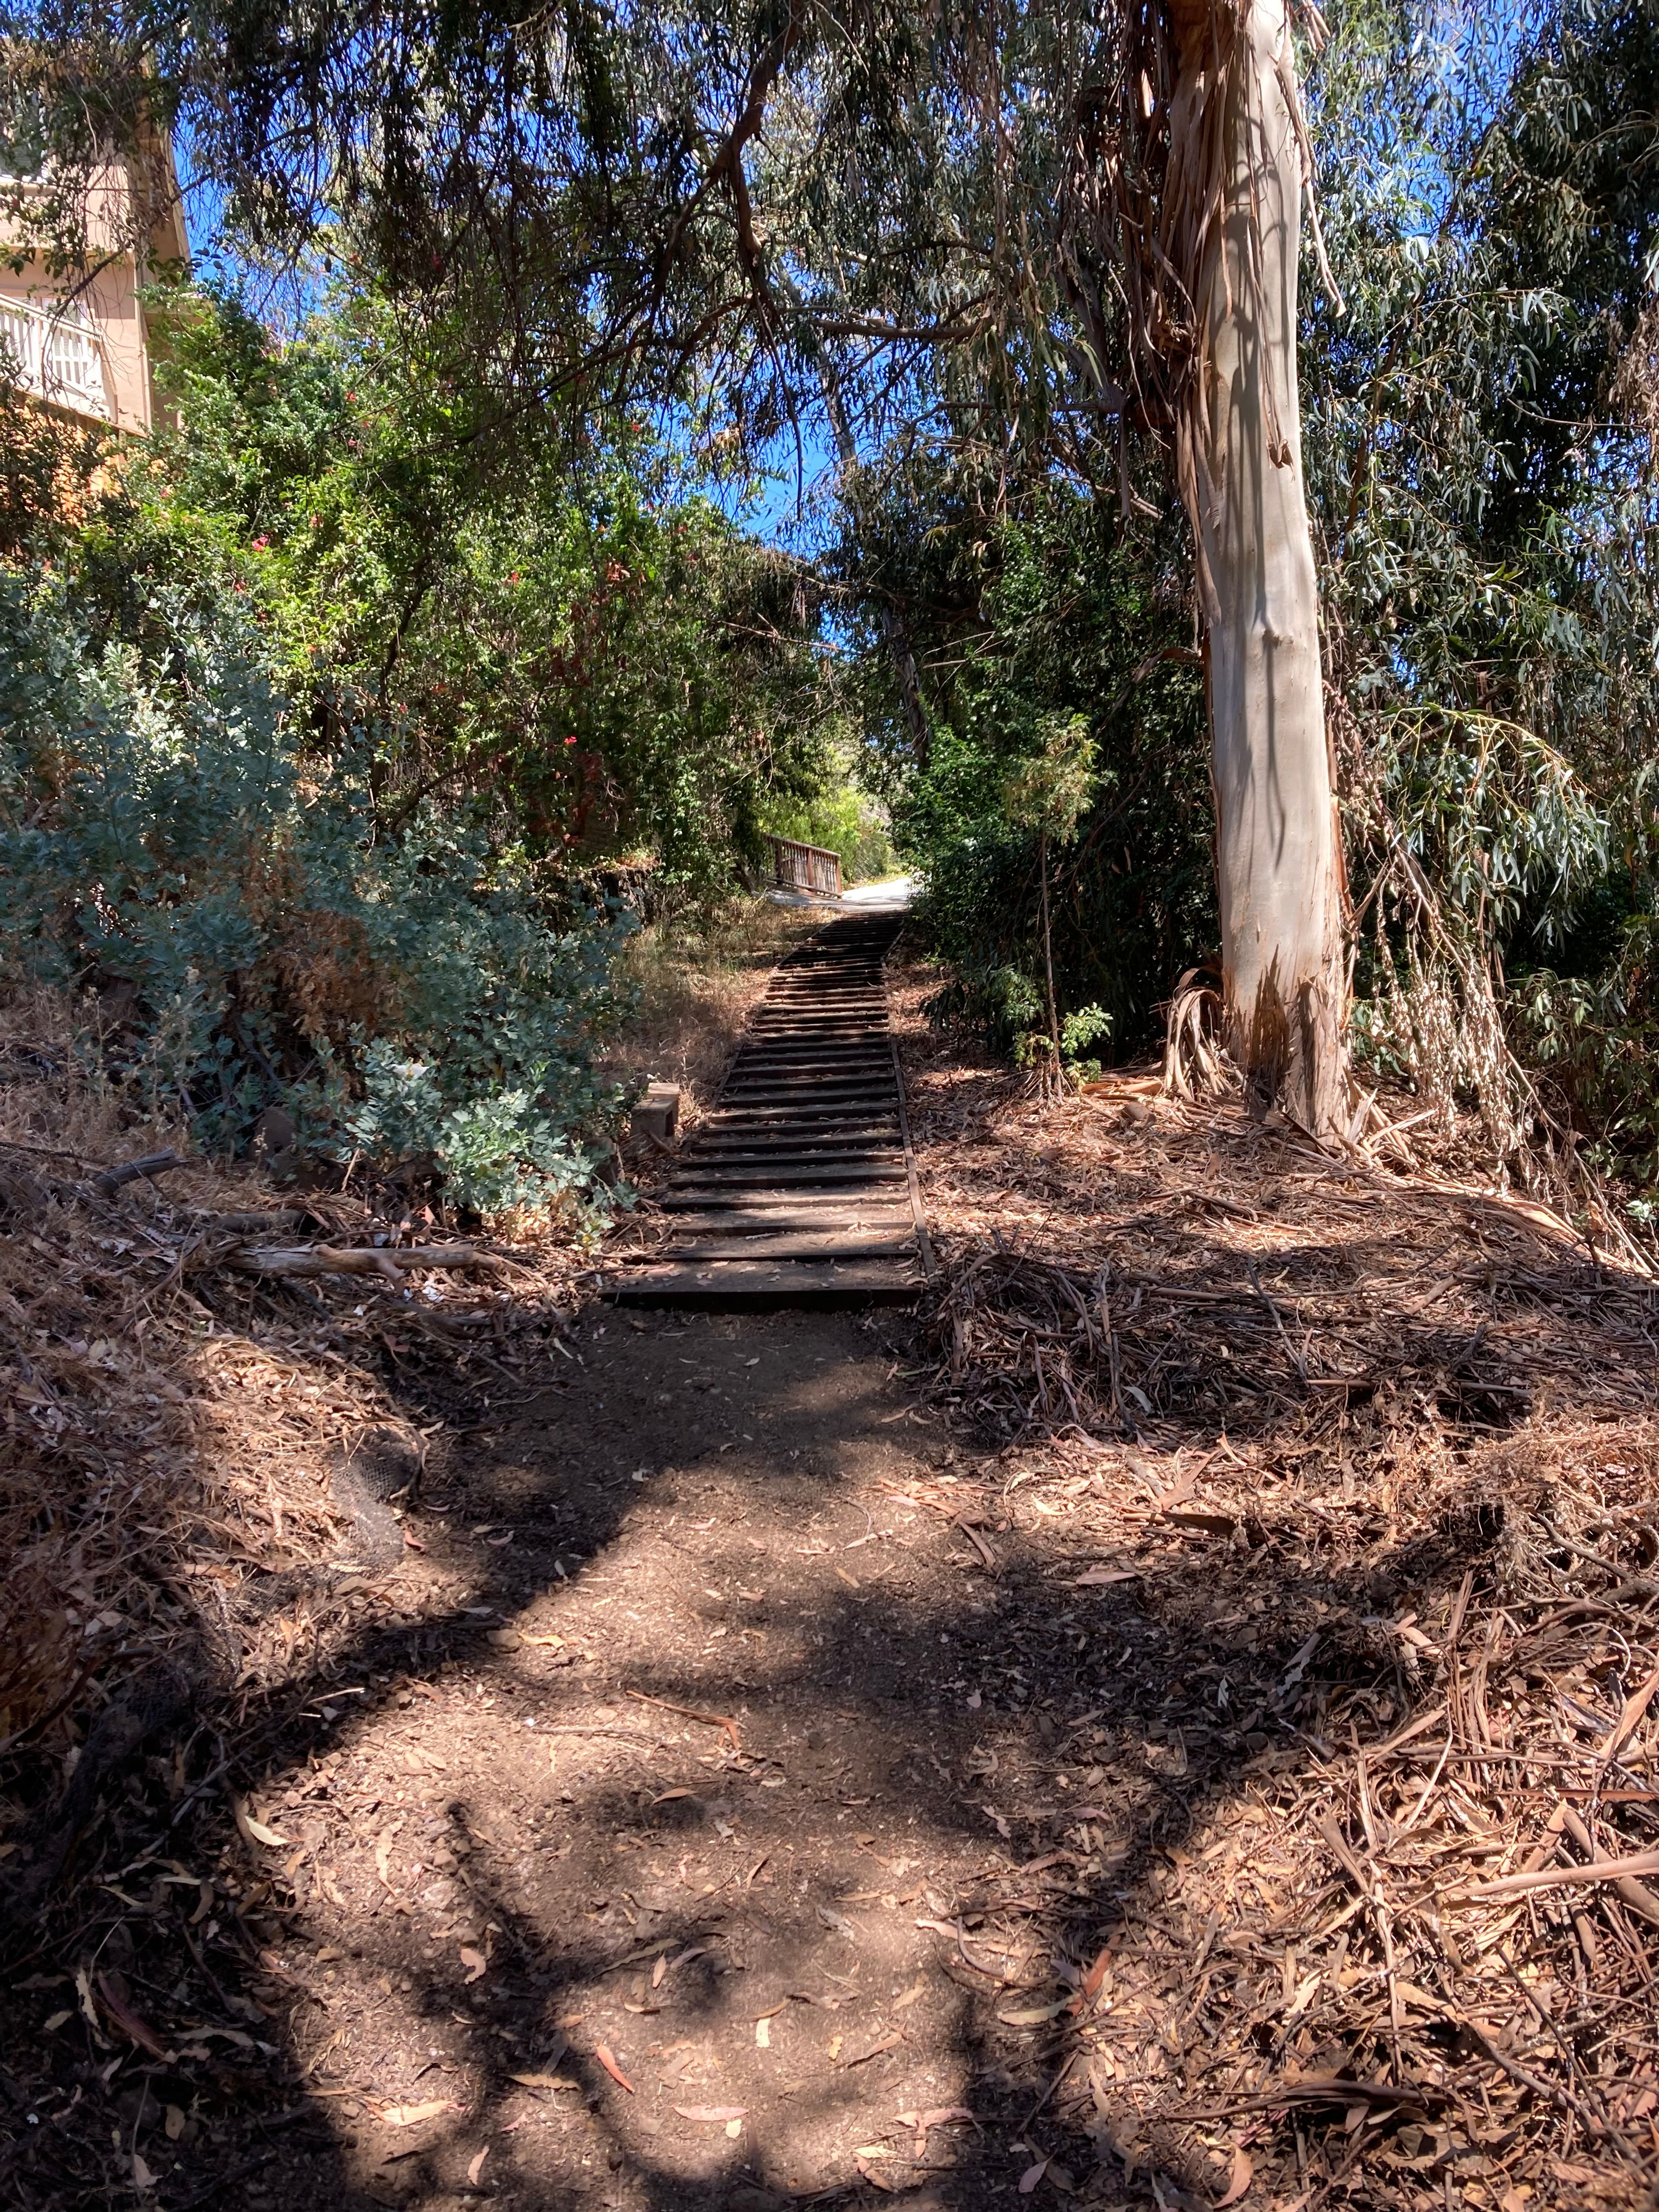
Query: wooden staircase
604 913 932 1309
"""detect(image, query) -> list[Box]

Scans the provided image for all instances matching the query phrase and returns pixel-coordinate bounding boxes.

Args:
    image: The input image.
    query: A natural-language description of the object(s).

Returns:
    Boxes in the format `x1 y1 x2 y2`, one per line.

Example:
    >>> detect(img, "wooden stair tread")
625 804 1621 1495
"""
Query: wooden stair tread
607 1259 924 1308
641 1231 918 1261
604 910 931 1309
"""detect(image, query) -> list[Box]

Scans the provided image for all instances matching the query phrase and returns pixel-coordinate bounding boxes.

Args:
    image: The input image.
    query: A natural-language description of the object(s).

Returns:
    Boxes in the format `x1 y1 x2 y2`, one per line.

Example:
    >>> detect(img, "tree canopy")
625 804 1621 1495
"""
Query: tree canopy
6 0 1659 1212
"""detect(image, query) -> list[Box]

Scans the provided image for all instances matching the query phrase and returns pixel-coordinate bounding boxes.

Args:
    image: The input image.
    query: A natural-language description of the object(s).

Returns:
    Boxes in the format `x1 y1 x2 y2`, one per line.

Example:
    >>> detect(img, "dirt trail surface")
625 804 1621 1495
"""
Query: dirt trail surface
7 1307 1140 2212
5 948 1659 2212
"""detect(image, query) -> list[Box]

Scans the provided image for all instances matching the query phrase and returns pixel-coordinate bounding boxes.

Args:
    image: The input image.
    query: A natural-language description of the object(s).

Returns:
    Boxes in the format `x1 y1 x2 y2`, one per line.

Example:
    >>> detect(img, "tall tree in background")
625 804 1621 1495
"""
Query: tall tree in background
1065 0 1345 1133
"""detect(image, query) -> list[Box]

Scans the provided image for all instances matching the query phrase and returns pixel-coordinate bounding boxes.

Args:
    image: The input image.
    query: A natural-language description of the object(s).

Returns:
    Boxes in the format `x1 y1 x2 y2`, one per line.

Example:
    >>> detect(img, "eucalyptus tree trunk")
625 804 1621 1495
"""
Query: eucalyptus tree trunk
1169 0 1346 1137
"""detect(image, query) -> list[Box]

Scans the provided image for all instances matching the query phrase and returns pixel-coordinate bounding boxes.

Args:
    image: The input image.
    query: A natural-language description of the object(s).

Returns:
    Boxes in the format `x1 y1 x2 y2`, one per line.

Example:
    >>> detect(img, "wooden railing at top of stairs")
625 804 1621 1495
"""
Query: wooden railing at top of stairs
769 835 842 897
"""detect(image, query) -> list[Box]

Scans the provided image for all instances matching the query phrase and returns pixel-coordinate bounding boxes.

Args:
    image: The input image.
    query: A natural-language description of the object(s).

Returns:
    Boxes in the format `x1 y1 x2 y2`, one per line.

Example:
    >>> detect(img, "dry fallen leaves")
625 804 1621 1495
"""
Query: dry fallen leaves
96 1976 168 2058
1216 2145 1253 2206
230 1795 289 1850
897 2106 976 2155
380 2098 462 2127
595 2042 635 2093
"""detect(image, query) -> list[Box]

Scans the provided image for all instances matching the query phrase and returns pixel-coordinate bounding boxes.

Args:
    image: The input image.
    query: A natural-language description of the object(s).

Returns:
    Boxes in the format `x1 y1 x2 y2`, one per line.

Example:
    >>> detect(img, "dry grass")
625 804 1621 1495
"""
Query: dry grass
889 953 1659 2210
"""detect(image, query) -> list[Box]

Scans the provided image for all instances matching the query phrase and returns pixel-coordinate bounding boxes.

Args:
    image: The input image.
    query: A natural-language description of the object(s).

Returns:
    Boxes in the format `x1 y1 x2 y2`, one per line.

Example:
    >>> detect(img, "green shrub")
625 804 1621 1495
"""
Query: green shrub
1514 913 1659 1198
0 566 634 1216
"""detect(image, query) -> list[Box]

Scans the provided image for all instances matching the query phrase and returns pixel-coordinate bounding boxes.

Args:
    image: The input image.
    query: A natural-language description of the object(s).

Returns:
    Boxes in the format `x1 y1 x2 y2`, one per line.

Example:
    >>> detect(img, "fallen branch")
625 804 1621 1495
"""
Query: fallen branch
624 1686 741 1751
1559 1805 1659 1929
1167 2075 1444 2121
227 1242 502 1282
95 1150 191 1195
1466 1849 1659 1901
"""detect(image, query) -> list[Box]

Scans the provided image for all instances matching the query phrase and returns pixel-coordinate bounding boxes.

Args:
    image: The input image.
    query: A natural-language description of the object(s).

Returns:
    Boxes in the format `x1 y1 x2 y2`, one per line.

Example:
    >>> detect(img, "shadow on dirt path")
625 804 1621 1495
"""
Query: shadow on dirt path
6 1252 1607 2212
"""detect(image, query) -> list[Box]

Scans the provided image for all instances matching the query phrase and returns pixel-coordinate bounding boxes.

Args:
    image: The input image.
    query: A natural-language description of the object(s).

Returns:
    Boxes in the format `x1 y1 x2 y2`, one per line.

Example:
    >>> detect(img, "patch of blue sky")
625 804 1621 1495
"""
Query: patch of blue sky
171 124 334 337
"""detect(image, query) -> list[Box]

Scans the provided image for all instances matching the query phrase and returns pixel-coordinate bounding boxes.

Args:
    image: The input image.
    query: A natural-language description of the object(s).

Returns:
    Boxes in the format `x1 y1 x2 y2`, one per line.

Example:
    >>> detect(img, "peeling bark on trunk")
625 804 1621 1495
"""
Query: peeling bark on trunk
1170 0 1347 1137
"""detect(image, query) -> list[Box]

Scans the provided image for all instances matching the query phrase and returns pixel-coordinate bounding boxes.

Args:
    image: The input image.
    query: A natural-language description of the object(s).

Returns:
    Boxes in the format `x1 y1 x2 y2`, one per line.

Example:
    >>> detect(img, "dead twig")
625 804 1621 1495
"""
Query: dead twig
624 1687 741 1751
1465 1850 1659 1900
227 1241 503 1282
95 1149 192 1195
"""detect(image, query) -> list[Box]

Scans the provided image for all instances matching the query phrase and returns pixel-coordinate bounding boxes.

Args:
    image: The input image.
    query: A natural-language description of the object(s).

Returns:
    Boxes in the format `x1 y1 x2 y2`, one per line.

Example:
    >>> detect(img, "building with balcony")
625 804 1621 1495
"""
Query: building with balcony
0 138 188 435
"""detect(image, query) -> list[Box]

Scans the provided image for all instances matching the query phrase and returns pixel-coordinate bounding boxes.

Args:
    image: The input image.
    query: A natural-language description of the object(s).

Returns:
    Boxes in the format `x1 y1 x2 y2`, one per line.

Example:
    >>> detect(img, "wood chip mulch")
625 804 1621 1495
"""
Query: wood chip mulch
886 951 1659 2212
4 953 1659 2212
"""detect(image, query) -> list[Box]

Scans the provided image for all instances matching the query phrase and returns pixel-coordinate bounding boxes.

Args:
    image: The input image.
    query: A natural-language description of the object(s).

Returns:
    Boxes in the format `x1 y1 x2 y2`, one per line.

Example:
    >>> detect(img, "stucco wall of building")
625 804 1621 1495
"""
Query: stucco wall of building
0 142 187 435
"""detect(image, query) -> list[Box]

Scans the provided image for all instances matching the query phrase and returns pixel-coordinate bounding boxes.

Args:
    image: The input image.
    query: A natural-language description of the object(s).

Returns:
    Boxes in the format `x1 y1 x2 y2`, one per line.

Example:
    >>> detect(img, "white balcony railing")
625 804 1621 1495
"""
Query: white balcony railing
0 293 111 420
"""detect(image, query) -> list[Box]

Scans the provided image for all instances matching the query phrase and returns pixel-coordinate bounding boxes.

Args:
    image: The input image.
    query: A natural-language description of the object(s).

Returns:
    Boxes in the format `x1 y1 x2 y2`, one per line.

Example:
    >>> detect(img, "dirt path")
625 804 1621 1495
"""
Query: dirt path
16 1261 1381 2212
16 1299 1189 2212
7 957 1659 2212
235 1307 1021 2212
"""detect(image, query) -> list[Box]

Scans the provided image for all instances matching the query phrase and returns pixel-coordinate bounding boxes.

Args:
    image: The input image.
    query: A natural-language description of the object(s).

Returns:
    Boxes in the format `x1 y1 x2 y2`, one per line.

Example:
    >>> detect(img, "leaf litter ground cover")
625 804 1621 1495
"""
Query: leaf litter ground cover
0 959 1656 2212
884 954 1659 2211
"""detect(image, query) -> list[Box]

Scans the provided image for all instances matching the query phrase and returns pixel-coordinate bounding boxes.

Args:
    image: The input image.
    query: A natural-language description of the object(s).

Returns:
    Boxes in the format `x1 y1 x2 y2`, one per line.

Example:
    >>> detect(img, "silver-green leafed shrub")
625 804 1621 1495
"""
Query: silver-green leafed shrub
0 566 634 1215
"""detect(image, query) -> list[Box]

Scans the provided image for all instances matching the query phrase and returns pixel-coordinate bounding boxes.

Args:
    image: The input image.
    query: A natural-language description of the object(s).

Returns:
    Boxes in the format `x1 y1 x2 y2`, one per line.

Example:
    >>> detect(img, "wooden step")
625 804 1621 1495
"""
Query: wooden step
670 1151 905 1175
704 1115 901 1133
686 1141 905 1163
723 1080 897 1095
740 1071 888 1086
745 1029 889 1043
659 1188 915 1214
646 1230 918 1261
607 1258 924 1309
667 1165 908 1193
709 1098 901 1116
687 1142 903 1164
641 1208 915 1235
734 1046 892 1065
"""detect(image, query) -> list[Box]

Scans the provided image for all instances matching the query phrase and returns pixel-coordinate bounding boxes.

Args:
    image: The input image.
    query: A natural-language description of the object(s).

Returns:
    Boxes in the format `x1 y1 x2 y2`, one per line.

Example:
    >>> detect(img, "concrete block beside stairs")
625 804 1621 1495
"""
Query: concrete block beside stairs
632 1082 681 1144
